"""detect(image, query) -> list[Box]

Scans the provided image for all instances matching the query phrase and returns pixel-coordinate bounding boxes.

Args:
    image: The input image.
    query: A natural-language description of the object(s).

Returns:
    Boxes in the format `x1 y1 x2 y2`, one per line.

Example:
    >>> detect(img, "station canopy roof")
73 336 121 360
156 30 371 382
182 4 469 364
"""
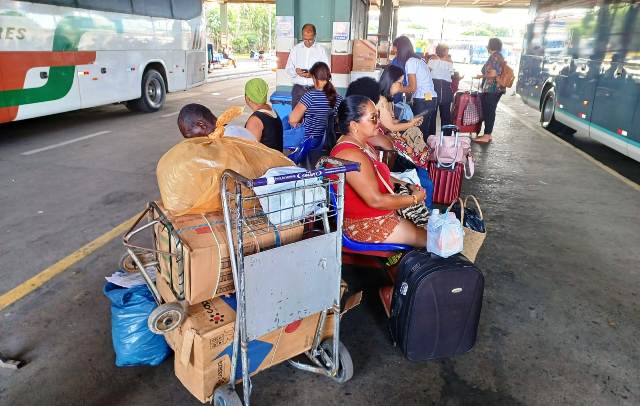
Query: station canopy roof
216 0 530 6
372 0 530 7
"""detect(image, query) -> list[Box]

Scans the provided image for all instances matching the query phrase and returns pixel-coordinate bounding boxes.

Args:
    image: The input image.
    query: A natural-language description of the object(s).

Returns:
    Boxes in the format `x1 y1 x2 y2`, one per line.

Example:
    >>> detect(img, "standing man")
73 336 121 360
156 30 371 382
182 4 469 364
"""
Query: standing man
285 23 329 107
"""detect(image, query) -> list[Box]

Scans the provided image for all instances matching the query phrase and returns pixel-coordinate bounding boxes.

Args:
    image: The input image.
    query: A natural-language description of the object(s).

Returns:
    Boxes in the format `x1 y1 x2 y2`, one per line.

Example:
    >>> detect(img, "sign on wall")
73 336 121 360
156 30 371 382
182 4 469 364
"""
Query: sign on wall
276 16 294 38
332 22 350 41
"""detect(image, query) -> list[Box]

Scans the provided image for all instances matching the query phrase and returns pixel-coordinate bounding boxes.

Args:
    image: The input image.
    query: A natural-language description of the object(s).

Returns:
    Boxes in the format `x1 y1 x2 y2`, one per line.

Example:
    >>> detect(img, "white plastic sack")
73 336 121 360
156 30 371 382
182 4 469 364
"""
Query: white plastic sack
427 209 464 258
391 169 420 185
253 166 326 226
223 125 257 141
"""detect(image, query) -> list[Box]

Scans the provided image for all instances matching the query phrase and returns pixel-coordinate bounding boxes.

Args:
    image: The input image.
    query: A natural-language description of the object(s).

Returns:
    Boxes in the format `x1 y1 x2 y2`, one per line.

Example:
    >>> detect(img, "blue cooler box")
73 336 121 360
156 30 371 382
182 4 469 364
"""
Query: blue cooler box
270 90 305 149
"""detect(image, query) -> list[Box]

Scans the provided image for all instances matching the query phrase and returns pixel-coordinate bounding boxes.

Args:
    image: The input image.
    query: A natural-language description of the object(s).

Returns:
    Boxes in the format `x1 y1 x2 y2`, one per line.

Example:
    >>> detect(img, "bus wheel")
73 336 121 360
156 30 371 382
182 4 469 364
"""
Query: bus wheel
127 69 166 113
541 89 575 135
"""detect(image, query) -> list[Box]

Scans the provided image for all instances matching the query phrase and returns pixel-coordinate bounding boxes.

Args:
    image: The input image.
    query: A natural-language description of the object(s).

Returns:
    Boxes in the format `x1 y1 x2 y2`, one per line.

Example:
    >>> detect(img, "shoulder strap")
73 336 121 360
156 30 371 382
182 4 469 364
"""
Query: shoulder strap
335 141 395 195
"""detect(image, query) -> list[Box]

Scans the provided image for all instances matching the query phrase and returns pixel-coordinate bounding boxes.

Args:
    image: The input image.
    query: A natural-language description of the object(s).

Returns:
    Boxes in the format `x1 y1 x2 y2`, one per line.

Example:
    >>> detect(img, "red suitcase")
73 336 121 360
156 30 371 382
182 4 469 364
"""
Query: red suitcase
452 91 483 135
428 161 463 205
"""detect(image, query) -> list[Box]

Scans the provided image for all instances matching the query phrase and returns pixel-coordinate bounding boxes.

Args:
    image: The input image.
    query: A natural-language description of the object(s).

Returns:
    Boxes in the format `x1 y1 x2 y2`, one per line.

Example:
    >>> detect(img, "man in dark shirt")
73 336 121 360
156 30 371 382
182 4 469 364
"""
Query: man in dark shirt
177 104 217 138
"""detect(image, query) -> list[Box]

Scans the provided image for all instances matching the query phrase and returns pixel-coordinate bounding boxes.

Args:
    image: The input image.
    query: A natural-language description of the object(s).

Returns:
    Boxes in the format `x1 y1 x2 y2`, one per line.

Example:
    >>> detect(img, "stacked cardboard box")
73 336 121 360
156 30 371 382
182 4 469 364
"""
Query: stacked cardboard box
153 202 304 304
352 39 378 72
157 277 360 403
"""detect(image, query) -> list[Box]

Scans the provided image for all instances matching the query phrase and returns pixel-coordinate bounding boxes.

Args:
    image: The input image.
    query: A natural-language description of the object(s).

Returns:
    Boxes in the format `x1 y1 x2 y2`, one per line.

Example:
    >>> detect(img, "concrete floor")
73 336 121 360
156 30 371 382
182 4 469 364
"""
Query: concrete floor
1 75 639 406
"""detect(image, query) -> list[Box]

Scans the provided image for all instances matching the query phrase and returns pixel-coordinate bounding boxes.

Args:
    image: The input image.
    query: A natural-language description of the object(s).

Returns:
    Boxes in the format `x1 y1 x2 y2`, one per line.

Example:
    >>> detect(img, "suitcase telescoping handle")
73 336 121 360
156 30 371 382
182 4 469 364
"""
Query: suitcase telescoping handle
469 78 482 93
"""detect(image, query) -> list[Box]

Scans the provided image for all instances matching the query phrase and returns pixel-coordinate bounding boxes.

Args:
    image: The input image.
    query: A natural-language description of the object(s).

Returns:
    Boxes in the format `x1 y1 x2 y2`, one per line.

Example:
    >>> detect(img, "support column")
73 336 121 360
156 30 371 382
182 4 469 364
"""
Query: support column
220 3 228 49
378 0 393 44
391 5 399 40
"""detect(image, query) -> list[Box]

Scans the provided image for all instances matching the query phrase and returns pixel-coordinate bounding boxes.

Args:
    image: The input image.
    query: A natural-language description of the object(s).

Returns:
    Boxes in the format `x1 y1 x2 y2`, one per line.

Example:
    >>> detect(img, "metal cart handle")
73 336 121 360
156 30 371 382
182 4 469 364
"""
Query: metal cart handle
222 158 361 188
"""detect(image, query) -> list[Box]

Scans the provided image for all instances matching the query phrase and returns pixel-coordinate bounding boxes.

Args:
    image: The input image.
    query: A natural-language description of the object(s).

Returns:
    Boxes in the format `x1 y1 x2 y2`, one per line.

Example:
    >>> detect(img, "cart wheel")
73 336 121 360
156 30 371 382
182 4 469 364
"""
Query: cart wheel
213 386 242 406
147 302 185 334
119 251 155 273
320 338 353 384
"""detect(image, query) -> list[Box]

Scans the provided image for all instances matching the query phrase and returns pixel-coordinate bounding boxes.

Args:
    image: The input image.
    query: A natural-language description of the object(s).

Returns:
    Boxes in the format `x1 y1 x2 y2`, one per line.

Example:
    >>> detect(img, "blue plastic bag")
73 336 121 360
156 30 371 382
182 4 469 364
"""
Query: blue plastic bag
103 282 171 367
415 166 434 210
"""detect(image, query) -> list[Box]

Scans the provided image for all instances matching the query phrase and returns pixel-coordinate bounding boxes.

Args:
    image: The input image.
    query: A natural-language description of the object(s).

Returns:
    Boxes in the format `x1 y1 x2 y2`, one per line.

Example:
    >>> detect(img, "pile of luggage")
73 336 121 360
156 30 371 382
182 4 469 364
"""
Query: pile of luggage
108 114 362 403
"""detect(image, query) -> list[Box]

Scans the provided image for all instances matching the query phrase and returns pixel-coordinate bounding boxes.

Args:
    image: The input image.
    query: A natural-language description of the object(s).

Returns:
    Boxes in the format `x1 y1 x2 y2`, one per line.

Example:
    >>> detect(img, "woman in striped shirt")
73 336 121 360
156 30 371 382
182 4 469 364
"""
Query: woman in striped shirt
288 62 343 141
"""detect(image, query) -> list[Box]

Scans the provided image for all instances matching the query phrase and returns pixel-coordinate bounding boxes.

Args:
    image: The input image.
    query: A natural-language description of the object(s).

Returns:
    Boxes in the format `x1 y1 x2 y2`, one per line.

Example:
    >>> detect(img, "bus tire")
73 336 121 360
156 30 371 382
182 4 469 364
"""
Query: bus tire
540 89 563 132
127 69 166 113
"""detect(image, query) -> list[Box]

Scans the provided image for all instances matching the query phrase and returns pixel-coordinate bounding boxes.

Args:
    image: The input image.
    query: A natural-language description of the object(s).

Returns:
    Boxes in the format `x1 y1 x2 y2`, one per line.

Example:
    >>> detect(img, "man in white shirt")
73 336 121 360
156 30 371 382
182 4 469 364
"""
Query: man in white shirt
285 23 329 107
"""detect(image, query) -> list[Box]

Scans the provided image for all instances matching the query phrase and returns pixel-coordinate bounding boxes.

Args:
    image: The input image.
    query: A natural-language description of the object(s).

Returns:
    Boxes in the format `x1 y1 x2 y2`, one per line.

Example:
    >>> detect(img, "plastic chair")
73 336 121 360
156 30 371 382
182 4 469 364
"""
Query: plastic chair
328 187 412 257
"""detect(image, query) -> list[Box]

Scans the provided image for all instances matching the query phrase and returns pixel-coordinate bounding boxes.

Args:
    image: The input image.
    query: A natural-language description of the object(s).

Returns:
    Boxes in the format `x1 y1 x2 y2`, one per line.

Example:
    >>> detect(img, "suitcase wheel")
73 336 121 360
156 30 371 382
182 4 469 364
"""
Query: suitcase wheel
321 338 354 384
213 386 242 406
147 301 185 335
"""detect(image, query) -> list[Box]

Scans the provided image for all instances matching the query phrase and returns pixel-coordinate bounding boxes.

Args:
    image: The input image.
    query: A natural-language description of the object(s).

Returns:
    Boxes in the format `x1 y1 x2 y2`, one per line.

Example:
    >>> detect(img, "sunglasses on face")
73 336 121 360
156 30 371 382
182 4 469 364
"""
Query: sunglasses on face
364 111 379 125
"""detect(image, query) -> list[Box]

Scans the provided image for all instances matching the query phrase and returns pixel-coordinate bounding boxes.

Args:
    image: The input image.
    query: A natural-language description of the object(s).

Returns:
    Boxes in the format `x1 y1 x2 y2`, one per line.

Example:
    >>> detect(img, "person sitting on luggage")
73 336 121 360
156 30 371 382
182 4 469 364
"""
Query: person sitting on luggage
330 95 427 247
244 78 283 152
288 62 343 142
177 103 217 138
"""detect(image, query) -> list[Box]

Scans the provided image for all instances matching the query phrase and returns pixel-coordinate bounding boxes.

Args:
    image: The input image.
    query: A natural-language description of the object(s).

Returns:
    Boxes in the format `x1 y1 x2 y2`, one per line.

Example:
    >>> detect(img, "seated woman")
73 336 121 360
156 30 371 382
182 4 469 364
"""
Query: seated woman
330 95 427 247
244 78 283 151
377 65 428 167
288 62 342 142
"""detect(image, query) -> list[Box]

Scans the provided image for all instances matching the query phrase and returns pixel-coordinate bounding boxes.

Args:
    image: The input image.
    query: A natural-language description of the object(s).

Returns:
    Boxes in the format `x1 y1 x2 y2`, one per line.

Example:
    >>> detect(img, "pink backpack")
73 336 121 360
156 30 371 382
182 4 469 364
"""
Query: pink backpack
427 125 474 179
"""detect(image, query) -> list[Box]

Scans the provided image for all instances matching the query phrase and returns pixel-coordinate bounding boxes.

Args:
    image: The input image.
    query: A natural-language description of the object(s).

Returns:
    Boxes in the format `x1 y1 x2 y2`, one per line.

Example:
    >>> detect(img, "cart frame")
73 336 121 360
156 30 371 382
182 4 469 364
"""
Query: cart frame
217 157 359 406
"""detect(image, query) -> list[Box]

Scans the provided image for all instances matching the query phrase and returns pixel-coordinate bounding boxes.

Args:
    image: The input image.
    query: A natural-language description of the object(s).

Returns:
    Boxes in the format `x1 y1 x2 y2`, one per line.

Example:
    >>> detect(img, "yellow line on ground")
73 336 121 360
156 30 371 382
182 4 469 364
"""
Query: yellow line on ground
0 212 141 312
498 104 640 193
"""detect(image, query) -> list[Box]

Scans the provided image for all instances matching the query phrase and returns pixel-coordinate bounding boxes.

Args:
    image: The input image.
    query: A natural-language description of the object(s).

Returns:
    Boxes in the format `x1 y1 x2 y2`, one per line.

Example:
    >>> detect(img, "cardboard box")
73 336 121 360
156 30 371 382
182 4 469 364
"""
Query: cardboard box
153 202 304 304
352 39 377 72
164 276 361 403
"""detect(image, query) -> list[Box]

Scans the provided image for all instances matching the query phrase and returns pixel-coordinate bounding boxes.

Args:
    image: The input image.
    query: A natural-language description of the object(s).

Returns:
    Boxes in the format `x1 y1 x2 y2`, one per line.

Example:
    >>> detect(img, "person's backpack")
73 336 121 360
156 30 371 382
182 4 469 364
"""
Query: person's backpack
497 61 515 89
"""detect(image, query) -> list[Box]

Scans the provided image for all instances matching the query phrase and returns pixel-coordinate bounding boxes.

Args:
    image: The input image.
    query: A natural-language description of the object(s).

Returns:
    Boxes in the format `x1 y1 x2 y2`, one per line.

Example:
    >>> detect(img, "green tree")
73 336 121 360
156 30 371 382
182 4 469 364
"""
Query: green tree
207 4 275 54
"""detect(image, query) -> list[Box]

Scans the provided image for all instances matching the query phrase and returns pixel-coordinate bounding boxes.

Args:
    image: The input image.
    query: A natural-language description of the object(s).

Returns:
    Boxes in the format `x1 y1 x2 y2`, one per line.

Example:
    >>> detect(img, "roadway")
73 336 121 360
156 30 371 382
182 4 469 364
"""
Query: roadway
0 74 639 405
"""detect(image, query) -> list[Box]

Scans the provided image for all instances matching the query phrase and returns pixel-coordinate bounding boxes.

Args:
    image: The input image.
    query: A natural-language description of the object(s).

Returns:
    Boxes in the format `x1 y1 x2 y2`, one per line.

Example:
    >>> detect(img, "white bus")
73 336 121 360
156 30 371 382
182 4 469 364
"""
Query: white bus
0 0 206 124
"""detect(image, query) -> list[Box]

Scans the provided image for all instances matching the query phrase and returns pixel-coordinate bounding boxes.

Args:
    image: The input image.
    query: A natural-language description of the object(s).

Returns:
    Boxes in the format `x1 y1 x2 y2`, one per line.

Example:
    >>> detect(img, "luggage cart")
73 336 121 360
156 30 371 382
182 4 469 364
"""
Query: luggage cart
213 157 359 406
122 202 190 334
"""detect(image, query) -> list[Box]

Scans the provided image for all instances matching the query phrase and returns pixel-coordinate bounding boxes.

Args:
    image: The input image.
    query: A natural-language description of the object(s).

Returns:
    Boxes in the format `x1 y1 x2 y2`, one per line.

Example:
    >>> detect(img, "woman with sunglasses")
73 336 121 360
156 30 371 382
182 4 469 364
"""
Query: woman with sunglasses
378 65 429 168
330 95 427 247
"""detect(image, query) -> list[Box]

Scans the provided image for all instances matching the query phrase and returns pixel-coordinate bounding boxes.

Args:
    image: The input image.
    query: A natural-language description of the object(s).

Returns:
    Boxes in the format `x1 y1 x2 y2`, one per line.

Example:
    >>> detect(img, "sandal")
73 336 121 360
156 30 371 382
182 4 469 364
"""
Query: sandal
473 135 492 143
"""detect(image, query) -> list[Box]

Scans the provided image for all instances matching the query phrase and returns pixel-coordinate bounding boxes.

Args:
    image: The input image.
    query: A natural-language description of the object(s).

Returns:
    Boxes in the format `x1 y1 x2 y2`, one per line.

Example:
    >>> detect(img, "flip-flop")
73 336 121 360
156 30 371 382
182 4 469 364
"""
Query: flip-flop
473 137 492 144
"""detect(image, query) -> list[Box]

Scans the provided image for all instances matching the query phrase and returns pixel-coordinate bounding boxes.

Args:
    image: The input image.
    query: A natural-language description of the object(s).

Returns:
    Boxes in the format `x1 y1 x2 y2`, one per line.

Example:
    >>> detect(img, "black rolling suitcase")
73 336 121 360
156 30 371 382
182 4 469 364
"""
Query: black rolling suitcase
389 250 484 361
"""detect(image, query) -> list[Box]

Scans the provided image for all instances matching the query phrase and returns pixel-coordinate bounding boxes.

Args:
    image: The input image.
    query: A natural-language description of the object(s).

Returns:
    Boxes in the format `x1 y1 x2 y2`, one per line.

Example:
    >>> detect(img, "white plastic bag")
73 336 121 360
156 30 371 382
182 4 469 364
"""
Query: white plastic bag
427 209 464 258
253 166 326 226
391 169 421 186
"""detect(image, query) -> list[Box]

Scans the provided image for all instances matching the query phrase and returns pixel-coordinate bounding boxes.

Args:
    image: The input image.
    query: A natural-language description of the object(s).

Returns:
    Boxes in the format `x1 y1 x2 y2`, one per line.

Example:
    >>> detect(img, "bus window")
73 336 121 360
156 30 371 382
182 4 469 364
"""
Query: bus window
132 0 173 19
28 0 76 6
76 0 133 14
171 0 201 21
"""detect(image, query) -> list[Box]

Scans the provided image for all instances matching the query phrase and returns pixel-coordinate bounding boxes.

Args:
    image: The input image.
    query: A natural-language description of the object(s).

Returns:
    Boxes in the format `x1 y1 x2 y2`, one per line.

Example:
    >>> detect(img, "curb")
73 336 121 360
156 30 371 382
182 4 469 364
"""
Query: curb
206 69 274 83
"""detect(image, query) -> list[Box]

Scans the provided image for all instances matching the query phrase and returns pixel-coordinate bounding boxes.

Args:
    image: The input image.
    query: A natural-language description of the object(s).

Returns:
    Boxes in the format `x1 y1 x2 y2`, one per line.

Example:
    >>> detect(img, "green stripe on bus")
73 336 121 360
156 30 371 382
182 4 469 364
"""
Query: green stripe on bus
0 15 114 107
0 66 75 108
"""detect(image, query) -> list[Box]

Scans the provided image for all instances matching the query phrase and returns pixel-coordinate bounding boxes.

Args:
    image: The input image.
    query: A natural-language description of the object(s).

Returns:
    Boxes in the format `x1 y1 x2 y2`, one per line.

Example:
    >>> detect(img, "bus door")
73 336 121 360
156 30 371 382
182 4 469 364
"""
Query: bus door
554 57 597 133
630 93 640 161
590 60 639 155
589 2 640 156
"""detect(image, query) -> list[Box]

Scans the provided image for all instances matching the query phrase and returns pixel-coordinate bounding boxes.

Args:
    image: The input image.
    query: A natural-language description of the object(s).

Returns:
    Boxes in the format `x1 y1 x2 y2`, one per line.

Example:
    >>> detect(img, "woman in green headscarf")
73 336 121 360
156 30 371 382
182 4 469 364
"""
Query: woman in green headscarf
244 78 283 152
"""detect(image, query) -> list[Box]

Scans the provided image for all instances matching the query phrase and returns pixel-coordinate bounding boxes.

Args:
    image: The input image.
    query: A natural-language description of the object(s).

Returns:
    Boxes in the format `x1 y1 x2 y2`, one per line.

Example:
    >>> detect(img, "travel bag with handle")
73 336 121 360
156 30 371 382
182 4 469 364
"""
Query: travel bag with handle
452 79 483 135
426 125 474 205
389 250 484 361
448 195 486 262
